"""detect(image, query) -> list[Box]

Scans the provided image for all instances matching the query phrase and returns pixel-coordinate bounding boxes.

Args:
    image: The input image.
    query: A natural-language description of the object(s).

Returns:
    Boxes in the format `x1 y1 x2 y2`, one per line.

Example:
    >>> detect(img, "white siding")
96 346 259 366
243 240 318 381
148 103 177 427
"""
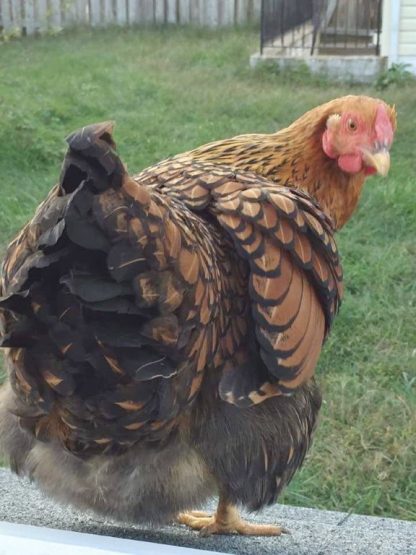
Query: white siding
400 17 416 30
402 7 416 17
382 0 416 72
399 0 416 67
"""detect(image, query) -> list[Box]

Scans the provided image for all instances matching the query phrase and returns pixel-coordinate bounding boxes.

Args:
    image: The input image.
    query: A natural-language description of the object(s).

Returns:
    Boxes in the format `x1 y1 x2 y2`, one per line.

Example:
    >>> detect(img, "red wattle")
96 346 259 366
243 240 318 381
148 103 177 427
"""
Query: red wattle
338 153 363 174
375 105 394 145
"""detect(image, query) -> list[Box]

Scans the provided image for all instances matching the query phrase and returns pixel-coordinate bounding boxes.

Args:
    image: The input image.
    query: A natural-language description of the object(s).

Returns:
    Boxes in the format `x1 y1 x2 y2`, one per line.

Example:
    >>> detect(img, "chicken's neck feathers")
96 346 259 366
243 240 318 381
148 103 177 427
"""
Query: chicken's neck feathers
184 120 367 229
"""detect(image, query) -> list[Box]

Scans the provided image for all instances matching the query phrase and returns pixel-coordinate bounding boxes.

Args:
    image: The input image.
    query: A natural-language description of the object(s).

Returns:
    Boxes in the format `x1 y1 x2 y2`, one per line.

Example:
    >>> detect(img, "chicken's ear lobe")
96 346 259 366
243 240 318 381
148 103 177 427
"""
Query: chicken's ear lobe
322 113 341 160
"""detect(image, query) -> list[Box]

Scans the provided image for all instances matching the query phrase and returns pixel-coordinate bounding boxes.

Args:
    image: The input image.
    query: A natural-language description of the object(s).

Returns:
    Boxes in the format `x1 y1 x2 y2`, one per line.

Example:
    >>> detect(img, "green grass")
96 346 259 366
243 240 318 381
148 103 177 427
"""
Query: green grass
0 26 415 521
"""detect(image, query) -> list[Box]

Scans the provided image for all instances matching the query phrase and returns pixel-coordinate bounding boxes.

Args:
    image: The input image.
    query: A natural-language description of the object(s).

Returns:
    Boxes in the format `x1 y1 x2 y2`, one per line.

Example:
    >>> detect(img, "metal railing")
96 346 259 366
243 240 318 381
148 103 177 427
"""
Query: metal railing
260 0 383 56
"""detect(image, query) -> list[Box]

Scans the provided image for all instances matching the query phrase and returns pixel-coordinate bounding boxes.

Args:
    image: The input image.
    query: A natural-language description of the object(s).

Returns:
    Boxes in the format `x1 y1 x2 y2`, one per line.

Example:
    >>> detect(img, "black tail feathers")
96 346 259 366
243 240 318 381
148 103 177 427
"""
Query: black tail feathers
60 122 125 195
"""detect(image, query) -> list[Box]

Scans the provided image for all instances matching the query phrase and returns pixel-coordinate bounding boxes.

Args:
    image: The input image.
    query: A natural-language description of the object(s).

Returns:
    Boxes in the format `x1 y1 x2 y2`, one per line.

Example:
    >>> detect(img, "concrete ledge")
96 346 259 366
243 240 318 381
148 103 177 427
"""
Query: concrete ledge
250 53 388 84
0 469 415 554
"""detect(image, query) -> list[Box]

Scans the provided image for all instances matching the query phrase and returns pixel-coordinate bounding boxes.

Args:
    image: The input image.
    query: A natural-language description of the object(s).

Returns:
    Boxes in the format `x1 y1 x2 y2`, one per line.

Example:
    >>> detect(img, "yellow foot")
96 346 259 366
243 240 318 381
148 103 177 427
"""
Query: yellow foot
177 510 288 537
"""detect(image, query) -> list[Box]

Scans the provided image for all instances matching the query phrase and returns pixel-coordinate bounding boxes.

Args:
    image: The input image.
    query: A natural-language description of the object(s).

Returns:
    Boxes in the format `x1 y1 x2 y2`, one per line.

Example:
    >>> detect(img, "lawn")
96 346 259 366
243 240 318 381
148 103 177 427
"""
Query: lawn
0 26 415 521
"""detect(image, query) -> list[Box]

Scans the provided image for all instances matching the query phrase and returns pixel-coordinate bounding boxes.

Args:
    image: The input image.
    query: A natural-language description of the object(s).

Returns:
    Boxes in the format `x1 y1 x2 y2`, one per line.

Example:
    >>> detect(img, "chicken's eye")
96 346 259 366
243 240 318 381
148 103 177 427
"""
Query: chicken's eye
347 119 357 132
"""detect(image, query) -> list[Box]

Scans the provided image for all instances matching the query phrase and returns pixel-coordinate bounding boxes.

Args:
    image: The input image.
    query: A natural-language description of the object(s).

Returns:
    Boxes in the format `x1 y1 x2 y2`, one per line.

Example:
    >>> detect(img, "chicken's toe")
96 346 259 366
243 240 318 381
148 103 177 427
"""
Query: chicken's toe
177 512 215 530
199 517 288 537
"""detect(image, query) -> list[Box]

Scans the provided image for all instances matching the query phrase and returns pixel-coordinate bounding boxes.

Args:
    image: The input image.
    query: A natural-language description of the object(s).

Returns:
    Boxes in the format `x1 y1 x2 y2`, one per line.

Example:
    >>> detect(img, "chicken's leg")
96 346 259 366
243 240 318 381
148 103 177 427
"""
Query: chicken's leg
177 495 288 536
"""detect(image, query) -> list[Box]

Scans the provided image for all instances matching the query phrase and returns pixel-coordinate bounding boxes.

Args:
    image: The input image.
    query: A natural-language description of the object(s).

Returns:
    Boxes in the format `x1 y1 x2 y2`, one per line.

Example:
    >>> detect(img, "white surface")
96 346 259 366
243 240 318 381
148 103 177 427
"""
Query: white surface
381 0 416 72
0 521 225 555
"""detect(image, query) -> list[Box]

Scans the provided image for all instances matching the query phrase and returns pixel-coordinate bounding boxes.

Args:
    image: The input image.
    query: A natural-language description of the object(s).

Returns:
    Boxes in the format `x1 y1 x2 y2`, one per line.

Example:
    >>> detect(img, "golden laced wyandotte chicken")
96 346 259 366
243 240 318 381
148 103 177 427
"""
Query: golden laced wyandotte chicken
0 96 395 536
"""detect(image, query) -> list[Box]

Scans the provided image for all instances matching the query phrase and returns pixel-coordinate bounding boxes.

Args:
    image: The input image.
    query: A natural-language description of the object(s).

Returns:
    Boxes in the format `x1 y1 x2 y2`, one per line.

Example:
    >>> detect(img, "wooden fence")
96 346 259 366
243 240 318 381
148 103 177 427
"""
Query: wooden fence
0 0 261 37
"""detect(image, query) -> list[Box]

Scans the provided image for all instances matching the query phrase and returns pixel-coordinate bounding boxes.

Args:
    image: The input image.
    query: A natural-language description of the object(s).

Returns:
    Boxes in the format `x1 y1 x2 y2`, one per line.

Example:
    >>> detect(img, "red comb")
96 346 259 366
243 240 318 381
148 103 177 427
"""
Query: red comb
375 105 394 146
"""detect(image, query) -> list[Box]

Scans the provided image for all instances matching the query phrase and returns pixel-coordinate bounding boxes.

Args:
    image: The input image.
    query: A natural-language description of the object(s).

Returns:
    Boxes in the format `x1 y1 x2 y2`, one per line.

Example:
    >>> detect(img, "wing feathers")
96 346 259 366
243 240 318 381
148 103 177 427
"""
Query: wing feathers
153 162 342 406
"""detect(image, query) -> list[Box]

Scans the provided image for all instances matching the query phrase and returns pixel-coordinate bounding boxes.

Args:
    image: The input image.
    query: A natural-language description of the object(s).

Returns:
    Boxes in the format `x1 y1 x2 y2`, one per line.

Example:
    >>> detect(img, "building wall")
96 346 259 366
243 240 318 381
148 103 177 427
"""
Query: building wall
381 0 416 72
399 0 416 65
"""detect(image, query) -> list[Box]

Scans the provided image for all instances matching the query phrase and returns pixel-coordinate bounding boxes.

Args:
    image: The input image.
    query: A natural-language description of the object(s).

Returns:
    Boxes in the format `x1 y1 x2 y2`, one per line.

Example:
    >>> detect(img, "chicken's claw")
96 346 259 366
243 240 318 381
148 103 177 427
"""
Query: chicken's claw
177 507 289 537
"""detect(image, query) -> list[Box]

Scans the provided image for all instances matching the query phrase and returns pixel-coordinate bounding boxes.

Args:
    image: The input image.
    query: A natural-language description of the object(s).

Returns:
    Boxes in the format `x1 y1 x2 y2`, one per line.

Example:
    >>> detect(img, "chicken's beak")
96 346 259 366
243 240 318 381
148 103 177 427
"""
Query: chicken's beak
362 147 391 177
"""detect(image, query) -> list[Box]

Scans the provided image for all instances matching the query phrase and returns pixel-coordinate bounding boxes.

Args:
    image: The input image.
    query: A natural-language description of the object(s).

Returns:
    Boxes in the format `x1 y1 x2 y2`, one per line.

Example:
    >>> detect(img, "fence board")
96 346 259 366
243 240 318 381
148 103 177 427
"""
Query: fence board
75 0 88 24
1 0 12 32
166 0 177 24
251 0 261 19
145 0 155 24
154 0 165 23
89 0 101 26
190 0 201 24
50 0 62 28
203 0 219 27
141 0 154 23
219 0 234 25
64 0 79 26
103 0 114 24
236 0 248 24
37 0 48 32
24 0 35 35
115 0 127 24
128 0 138 23
10 0 22 32
178 0 190 24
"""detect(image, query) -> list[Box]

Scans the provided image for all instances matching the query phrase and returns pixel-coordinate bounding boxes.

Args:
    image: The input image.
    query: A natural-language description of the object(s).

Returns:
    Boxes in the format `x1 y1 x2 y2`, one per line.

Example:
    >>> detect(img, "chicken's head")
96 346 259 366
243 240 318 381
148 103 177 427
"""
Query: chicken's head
322 97 396 177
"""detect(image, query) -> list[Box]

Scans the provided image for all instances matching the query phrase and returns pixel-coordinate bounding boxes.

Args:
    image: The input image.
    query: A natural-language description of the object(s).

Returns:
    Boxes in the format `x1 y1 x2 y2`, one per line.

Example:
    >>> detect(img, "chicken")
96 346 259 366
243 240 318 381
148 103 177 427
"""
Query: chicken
0 96 396 536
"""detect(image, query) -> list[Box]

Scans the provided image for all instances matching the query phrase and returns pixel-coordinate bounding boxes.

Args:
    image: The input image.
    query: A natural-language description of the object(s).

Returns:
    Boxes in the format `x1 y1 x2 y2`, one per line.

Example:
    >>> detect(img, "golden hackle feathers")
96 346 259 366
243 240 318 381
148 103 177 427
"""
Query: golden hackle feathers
179 95 396 229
